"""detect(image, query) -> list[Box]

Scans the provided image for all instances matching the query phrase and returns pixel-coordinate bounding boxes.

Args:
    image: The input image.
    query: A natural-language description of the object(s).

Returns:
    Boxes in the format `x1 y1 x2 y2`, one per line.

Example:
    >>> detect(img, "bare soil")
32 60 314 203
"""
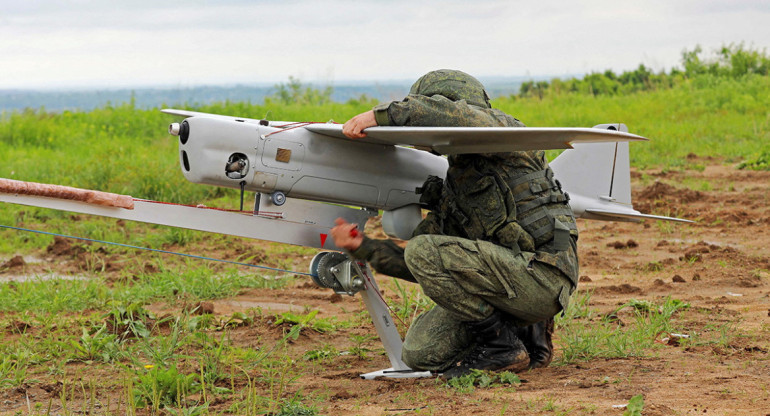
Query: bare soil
1 163 769 415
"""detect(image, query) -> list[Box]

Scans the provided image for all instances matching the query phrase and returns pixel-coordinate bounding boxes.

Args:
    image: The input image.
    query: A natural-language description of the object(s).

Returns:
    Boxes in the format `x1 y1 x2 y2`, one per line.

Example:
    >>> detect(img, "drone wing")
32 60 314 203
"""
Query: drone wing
161 108 260 122
162 108 297 126
162 109 646 154
305 124 647 154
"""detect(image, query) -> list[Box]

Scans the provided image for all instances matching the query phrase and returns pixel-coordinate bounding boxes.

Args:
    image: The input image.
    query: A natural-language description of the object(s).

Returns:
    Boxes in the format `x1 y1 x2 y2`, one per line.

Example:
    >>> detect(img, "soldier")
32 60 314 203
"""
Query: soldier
331 69 578 378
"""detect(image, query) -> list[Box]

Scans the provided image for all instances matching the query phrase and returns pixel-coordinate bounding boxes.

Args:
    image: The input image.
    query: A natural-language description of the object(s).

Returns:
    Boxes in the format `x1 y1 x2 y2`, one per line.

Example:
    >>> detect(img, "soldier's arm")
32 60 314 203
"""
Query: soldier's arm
331 218 417 282
373 94 514 127
350 237 416 283
349 211 443 283
342 110 377 139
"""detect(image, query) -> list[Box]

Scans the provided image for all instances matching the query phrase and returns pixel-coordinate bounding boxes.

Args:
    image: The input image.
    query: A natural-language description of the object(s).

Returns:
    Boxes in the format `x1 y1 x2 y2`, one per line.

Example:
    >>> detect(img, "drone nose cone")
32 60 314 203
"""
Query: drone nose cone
169 123 181 136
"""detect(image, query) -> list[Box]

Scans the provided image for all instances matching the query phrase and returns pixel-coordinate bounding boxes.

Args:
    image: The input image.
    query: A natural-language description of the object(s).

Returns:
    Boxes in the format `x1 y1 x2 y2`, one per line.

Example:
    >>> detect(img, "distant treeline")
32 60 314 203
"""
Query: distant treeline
519 44 770 98
3 44 768 112
0 84 414 113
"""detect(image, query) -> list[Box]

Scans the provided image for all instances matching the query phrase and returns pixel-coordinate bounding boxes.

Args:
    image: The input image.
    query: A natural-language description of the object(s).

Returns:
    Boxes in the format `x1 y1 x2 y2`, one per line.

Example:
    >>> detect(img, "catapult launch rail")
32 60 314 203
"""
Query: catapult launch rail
0 178 429 379
0 178 371 251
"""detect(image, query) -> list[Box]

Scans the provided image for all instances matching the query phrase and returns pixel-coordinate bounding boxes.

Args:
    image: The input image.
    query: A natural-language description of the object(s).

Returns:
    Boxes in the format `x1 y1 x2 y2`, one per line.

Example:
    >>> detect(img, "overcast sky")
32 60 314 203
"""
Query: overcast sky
2 0 769 89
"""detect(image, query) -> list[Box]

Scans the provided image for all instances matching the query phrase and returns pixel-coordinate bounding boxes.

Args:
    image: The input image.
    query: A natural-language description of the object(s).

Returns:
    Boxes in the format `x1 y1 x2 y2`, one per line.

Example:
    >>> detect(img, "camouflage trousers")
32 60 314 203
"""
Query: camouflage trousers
400 234 572 371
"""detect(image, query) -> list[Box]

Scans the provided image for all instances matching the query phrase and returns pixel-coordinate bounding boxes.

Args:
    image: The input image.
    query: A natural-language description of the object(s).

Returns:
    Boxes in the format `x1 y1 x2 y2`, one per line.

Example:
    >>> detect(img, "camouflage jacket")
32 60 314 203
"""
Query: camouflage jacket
351 94 578 285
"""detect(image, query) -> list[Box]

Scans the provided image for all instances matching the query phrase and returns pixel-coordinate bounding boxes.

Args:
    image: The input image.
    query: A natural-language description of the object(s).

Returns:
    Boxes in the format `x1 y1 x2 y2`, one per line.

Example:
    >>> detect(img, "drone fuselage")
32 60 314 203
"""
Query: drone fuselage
177 117 448 211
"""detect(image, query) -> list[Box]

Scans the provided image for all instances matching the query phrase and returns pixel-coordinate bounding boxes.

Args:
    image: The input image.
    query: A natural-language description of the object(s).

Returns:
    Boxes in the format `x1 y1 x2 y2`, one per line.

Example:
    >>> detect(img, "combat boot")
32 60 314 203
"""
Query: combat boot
442 311 529 379
515 317 554 369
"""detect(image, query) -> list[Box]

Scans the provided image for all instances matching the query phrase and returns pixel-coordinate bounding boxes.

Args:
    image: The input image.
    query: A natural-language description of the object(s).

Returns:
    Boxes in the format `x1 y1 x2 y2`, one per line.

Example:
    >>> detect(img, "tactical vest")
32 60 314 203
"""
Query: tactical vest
506 167 577 251
418 166 577 254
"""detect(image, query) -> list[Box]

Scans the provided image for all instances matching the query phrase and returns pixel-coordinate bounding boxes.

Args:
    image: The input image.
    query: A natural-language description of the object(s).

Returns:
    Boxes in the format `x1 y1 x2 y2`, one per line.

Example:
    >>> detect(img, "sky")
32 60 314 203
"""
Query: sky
2 0 769 89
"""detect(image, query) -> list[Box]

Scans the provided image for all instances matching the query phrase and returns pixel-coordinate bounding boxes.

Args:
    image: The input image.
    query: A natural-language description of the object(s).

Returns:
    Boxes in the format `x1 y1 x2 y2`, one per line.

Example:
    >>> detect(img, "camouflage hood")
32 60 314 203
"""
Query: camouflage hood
409 69 491 108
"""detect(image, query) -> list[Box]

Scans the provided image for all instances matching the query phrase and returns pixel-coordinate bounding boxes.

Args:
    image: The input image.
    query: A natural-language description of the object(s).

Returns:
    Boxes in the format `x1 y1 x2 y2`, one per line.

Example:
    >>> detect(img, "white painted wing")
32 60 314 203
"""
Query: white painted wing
161 108 259 122
586 208 694 223
304 124 648 154
0 192 373 250
161 108 648 154
161 108 291 126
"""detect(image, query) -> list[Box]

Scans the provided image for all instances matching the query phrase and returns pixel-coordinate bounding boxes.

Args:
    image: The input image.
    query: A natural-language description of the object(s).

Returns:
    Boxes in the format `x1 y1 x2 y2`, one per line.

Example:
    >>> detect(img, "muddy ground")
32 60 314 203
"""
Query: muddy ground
1 162 769 415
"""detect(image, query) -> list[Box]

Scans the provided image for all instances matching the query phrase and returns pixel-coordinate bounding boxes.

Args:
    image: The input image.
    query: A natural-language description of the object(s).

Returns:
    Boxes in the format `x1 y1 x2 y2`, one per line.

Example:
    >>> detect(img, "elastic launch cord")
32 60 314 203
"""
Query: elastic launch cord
132 199 283 219
264 121 339 138
359 263 408 329
0 224 315 277
263 122 316 138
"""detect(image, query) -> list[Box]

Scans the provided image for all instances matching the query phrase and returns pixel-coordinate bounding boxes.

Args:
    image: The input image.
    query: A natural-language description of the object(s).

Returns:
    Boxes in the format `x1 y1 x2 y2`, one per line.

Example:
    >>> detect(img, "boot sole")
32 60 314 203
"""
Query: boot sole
494 352 530 373
440 352 530 380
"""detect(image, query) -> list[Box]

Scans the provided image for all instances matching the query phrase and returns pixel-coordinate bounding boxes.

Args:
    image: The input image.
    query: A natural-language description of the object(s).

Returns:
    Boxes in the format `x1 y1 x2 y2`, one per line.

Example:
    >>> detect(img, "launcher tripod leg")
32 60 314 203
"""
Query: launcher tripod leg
354 261 433 380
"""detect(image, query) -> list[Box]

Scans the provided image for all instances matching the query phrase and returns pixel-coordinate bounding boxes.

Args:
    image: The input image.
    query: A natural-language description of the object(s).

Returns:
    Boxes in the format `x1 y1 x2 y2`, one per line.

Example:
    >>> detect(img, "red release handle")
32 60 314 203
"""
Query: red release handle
349 228 359 238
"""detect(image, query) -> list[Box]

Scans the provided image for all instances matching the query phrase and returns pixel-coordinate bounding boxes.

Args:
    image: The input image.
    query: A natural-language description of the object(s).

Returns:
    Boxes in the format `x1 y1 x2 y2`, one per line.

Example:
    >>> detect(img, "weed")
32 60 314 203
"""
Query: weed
104 301 154 340
646 261 665 272
194 331 231 388
0 354 28 388
390 278 435 328
689 319 741 348
348 334 377 359
274 310 336 337
624 394 645 416
303 344 338 361
139 317 189 367
541 396 557 411
738 146 770 170
261 354 303 415
132 364 201 410
166 404 209 416
498 371 522 385
557 297 689 364
69 325 121 363
232 373 316 416
555 289 594 326
273 400 318 416
442 369 521 393
221 311 254 329
187 313 216 331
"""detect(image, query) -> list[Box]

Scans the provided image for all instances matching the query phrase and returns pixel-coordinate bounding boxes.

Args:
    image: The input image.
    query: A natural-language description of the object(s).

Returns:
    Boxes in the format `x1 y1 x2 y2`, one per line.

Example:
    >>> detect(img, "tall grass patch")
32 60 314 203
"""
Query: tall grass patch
555 293 690 364
497 74 770 167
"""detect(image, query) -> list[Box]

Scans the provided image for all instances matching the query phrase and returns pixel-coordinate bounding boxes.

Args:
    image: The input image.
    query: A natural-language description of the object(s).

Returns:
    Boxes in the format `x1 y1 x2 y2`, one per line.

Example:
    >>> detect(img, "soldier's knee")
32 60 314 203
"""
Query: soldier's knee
404 234 438 272
401 348 428 371
402 343 457 372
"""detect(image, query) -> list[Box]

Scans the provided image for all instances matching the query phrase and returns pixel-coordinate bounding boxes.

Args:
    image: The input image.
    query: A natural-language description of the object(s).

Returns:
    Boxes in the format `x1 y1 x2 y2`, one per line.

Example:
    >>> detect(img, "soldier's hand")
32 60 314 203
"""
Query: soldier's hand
330 218 364 251
342 110 377 139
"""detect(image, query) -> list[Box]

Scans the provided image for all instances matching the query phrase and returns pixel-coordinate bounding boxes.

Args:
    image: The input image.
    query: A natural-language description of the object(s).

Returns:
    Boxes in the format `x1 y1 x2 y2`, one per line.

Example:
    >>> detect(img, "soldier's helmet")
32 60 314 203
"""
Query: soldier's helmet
409 69 491 108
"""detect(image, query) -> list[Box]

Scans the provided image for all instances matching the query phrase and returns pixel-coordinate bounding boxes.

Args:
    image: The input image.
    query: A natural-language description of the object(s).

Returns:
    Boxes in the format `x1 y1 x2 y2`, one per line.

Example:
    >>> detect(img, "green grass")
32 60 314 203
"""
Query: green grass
1 71 767 256
1 69 768 414
2 73 769 204
497 74 770 168
0 265 291 313
0 300 325 414
555 293 690 364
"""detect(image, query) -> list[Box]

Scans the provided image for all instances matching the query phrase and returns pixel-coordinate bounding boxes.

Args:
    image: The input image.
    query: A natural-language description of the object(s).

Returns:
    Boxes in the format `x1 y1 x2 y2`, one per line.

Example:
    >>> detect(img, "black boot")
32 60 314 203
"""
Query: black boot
442 311 530 379
515 317 554 369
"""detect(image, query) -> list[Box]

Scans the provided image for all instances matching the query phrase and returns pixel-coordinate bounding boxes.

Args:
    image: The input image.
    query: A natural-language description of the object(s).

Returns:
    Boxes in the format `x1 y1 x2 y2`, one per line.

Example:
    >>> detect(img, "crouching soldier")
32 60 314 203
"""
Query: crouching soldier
331 69 578 378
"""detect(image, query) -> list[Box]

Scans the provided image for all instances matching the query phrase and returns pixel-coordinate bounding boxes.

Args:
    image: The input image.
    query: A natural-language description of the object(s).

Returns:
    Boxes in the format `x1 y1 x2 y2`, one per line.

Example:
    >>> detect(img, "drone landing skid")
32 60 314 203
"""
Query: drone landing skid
310 253 435 380
360 368 433 380
357 264 434 380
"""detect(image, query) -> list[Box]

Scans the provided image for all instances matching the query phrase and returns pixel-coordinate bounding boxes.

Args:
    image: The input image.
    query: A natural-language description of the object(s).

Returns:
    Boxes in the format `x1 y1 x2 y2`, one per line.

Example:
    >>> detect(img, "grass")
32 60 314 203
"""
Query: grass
1 70 769 413
0 264 291 313
0 295 326 414
498 74 770 168
555 292 691 364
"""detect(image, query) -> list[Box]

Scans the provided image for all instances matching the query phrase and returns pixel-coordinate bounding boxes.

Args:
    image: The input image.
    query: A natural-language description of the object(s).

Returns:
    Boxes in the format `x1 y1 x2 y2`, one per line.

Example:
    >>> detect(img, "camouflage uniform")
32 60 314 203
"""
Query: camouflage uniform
351 70 579 372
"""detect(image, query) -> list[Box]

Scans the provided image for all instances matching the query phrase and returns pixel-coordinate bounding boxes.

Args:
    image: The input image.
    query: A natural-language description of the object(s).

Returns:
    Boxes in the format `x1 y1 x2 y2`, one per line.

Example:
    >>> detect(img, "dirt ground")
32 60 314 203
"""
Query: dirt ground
1 162 769 415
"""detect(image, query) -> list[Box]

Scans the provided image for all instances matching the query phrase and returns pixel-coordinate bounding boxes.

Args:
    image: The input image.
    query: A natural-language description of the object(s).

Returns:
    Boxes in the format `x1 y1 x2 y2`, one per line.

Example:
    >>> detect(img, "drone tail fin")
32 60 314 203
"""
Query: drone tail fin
550 123 691 223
